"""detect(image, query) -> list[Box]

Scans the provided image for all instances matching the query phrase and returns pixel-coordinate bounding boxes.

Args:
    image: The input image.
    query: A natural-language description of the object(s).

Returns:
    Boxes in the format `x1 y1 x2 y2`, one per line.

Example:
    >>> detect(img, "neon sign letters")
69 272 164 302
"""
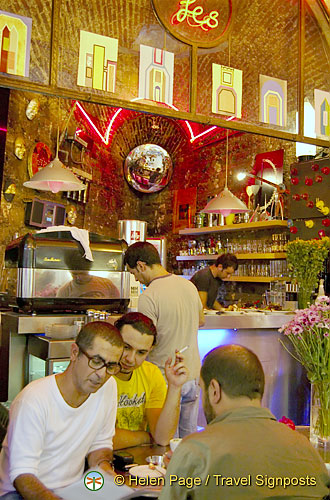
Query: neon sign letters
171 0 219 31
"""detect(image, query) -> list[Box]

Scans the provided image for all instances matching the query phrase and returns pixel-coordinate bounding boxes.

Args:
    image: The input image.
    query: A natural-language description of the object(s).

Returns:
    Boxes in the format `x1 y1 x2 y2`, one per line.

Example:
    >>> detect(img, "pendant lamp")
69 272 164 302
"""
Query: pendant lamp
23 102 86 194
201 130 249 217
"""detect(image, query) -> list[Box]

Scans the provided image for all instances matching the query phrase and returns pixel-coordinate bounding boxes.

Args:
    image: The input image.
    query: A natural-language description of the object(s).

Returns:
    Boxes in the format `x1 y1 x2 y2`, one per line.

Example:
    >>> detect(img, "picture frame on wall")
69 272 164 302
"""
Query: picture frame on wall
172 187 197 233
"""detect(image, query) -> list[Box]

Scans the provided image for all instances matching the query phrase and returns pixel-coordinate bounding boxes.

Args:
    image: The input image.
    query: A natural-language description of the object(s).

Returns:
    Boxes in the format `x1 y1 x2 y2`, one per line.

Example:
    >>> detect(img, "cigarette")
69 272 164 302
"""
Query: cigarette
177 345 189 354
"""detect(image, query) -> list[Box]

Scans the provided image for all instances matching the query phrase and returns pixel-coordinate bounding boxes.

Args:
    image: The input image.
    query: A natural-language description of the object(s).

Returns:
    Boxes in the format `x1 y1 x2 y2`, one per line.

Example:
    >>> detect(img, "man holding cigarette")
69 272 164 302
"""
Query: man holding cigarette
124 242 204 437
113 312 188 450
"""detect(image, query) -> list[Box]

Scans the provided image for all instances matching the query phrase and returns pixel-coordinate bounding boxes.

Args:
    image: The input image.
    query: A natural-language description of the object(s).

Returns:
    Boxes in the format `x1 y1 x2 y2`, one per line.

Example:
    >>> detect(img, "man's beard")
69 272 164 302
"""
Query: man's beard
203 391 216 424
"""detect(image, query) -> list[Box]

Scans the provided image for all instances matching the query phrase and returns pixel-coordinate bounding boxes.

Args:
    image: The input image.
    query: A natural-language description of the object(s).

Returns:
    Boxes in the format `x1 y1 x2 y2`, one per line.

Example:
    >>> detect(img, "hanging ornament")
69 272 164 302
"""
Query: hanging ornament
306 200 314 208
305 220 314 228
322 218 330 227
311 163 319 171
315 175 323 183
291 167 298 176
301 193 309 200
318 229 326 238
291 177 299 185
321 166 330 175
290 226 298 234
305 177 313 186
321 206 330 216
316 199 325 210
292 194 300 201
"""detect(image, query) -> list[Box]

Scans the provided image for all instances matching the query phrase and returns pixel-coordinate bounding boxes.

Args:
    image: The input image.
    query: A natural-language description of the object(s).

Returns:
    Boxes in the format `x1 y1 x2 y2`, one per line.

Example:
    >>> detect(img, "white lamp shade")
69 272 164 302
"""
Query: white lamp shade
23 157 86 194
201 187 249 217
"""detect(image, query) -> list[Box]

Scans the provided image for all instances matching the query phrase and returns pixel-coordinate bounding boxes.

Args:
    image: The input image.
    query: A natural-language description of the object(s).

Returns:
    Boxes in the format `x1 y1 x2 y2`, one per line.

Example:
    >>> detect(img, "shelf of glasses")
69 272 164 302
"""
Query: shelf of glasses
179 220 288 236
176 252 287 261
225 276 288 283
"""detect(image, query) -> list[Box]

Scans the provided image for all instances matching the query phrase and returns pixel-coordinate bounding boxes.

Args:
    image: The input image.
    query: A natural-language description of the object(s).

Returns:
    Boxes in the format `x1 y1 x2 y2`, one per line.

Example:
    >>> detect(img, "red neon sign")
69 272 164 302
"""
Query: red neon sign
171 0 219 31
75 99 219 147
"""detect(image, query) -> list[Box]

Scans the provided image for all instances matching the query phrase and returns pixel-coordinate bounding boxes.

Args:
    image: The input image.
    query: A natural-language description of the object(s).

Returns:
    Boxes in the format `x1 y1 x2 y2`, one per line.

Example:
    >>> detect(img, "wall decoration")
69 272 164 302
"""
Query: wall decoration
0 11 32 77
14 136 26 159
172 187 197 233
77 30 118 92
3 179 16 202
66 204 77 225
139 45 174 105
259 75 287 127
28 142 53 178
26 98 40 120
314 88 330 139
124 143 173 194
212 63 242 117
248 149 284 212
151 0 233 48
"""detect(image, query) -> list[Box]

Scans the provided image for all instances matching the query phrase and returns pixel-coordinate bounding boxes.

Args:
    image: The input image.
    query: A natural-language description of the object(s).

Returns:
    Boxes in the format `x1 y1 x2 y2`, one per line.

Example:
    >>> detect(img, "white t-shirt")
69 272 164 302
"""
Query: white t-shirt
0 375 117 496
138 274 202 380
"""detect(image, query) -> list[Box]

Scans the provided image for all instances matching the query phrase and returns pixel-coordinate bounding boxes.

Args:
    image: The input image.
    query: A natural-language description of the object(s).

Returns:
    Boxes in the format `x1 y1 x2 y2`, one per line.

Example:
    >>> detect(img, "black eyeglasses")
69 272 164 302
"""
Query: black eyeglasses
77 344 120 375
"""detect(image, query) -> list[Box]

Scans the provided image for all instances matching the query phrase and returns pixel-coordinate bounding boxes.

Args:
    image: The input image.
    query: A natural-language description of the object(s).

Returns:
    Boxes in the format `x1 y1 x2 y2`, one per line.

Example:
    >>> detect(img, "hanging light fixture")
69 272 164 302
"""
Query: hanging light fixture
23 102 86 194
201 129 249 217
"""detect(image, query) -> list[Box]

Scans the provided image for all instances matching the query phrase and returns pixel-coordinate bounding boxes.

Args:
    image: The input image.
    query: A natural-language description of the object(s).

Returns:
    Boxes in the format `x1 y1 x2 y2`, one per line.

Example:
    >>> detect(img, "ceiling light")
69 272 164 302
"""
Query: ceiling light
23 156 86 193
23 102 86 194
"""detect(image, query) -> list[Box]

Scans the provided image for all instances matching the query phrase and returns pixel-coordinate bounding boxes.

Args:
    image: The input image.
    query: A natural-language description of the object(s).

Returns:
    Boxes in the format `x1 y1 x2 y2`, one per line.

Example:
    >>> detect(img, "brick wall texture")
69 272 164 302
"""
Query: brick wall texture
0 0 329 275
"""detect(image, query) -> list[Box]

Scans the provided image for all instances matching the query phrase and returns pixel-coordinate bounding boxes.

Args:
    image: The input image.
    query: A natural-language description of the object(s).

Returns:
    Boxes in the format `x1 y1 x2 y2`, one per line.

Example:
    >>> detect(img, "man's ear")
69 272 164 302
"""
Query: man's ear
71 342 79 362
136 260 147 272
208 378 221 405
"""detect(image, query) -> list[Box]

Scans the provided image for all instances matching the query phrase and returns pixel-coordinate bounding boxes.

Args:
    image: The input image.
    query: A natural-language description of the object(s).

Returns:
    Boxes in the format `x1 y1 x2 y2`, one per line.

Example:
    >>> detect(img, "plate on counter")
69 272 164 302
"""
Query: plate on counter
258 309 293 314
129 465 166 479
219 310 246 315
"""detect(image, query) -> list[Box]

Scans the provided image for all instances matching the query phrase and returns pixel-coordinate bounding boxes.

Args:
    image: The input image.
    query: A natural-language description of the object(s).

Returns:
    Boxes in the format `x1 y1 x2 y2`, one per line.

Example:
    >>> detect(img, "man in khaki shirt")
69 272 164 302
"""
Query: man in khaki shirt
160 345 330 500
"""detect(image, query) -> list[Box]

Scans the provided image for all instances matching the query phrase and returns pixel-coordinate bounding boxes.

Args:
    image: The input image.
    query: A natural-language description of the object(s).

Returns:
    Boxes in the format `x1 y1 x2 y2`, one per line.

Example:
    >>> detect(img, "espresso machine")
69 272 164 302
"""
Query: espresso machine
0 230 130 402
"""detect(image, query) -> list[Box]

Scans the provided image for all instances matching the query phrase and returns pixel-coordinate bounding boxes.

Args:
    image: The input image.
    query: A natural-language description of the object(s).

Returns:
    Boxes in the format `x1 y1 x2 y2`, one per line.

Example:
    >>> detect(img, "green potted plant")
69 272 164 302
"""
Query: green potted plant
286 237 330 309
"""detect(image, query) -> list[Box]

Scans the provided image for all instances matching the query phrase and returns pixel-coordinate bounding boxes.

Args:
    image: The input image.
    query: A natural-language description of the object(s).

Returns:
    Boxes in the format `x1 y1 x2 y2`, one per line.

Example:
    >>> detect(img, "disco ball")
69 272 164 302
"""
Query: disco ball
124 144 173 193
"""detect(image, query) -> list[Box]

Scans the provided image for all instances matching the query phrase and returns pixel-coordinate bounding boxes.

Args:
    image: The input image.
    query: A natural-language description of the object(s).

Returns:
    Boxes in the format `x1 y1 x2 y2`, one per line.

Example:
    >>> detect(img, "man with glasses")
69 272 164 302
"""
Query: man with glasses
0 321 123 500
113 312 188 450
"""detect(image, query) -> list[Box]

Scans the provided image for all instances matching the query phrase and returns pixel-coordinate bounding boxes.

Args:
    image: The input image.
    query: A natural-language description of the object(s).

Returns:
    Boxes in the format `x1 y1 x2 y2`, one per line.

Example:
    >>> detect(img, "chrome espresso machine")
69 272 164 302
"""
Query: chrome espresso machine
0 230 130 402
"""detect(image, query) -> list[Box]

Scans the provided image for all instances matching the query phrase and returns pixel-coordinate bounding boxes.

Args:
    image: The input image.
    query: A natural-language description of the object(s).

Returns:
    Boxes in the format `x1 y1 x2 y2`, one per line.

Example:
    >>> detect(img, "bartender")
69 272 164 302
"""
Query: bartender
190 253 238 310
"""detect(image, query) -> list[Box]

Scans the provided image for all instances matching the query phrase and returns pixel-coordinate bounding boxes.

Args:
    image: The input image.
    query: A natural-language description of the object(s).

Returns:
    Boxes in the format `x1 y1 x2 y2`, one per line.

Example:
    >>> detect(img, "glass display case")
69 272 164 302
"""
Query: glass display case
28 354 70 382
27 335 72 385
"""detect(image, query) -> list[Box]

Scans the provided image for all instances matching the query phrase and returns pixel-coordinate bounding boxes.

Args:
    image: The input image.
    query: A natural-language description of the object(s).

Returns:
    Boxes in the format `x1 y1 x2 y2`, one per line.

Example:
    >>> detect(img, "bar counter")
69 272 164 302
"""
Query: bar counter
197 311 308 425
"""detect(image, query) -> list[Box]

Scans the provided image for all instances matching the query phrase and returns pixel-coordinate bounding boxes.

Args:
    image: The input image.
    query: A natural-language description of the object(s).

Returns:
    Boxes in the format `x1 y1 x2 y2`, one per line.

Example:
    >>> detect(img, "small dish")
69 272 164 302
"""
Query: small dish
146 455 164 466
129 465 166 478
146 455 164 467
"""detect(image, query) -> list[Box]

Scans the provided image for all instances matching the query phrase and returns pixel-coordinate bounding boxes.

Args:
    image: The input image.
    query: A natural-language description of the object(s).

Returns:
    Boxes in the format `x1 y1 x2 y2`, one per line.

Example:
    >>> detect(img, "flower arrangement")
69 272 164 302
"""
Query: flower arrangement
286 236 330 309
279 296 330 444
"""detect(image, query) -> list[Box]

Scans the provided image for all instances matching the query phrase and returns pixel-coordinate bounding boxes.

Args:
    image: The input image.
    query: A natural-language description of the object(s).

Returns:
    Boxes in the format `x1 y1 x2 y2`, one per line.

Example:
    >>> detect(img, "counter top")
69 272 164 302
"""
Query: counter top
1 311 122 334
200 311 294 329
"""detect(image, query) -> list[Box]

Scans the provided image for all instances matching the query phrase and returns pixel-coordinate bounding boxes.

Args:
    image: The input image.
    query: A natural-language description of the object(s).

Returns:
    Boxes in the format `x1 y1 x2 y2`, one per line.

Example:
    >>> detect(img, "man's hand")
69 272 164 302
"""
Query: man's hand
165 353 189 388
163 450 173 468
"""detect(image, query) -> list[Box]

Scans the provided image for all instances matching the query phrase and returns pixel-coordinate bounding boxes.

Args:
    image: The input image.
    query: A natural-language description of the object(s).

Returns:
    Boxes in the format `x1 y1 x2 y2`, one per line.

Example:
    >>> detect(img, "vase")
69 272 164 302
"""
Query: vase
310 382 330 463
297 286 313 309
